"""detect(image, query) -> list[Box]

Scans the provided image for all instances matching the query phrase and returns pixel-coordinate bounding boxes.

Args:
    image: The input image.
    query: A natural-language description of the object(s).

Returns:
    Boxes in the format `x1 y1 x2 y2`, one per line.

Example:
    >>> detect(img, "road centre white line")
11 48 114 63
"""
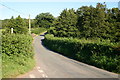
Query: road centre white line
38 70 44 73
37 66 48 78
37 66 41 69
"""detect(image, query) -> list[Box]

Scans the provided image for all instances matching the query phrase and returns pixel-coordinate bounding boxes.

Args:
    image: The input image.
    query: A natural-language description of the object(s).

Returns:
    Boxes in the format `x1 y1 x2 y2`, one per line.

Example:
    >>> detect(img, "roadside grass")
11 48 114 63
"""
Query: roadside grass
0 56 1 79
2 34 35 78
31 28 47 35
2 56 35 78
0 29 2 79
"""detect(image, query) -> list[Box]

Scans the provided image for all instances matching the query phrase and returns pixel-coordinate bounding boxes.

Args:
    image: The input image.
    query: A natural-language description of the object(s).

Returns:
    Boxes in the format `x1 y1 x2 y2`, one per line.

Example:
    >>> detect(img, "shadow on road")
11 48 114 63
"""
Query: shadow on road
40 38 76 60
39 32 83 63
40 32 48 36
40 34 44 36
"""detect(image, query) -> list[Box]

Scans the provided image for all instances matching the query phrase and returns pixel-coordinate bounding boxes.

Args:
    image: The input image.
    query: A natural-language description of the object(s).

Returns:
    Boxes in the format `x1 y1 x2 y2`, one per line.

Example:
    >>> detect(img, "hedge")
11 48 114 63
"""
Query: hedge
2 34 35 78
43 34 120 73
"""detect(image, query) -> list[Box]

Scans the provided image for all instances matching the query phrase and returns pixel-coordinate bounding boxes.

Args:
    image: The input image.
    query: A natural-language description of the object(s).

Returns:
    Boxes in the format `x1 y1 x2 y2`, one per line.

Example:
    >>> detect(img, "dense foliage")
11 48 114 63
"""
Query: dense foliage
48 9 79 37
31 27 47 35
43 34 120 73
35 13 55 28
2 34 35 78
48 3 120 42
1 2 120 76
2 16 28 34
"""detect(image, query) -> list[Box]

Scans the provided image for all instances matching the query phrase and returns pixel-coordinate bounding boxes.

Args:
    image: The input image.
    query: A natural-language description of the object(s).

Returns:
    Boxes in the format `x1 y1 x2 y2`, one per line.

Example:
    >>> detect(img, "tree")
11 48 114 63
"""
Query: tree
76 6 93 38
5 15 28 34
106 8 120 42
31 19 37 28
48 3 120 42
35 13 55 28
14 15 28 34
49 8 80 37
2 19 10 29
76 3 112 39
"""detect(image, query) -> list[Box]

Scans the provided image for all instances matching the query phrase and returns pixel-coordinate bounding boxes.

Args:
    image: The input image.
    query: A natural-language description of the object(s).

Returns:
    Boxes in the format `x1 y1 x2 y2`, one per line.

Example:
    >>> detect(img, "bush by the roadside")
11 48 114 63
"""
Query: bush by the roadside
43 34 120 73
31 28 47 35
2 34 35 78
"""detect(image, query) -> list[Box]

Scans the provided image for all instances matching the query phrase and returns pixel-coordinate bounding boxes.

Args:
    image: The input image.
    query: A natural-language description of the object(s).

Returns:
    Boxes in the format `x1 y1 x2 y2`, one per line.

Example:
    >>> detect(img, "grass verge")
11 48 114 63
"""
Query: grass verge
31 28 47 35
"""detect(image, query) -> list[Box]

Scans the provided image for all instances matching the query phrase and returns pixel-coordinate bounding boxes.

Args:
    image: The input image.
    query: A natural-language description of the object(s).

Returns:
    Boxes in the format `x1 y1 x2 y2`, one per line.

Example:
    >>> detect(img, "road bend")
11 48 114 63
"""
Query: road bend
17 33 118 78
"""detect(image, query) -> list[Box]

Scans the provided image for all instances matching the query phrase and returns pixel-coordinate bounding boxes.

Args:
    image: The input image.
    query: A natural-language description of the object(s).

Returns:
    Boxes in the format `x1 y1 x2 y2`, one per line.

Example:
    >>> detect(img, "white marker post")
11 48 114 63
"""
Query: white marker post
11 28 13 34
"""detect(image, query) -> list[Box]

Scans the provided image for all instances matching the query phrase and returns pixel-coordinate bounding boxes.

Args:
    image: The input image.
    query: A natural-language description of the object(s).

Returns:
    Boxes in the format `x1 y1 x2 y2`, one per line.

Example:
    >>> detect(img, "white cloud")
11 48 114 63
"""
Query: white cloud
1 0 120 2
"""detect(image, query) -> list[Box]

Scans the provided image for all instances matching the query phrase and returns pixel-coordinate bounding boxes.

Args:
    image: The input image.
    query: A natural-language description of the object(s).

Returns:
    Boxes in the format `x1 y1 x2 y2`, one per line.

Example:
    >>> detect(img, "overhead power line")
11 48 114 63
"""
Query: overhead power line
0 2 27 16
0 3 31 34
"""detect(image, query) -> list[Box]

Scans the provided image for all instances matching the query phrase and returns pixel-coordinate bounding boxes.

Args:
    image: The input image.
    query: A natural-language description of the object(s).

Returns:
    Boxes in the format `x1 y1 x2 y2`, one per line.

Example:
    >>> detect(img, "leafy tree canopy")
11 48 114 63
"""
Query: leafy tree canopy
35 13 55 28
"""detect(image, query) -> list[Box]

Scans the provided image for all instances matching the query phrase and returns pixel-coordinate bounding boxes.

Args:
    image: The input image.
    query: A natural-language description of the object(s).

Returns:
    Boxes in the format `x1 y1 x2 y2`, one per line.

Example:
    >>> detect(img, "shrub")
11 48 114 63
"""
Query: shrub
2 34 35 78
43 34 120 73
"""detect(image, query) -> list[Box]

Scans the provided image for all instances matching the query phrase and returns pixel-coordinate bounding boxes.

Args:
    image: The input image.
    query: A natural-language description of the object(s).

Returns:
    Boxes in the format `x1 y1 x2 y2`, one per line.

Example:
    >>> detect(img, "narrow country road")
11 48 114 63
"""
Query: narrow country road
17 33 118 78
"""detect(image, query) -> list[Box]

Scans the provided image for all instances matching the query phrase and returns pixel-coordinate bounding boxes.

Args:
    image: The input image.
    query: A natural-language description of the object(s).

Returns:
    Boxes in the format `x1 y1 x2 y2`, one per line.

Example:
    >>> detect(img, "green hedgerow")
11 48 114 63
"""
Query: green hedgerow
43 34 120 73
2 34 35 78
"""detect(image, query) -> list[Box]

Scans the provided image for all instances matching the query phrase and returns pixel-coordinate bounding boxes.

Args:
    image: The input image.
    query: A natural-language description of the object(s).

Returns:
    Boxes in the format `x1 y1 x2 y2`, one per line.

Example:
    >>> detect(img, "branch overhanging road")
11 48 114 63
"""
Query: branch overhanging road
18 33 118 78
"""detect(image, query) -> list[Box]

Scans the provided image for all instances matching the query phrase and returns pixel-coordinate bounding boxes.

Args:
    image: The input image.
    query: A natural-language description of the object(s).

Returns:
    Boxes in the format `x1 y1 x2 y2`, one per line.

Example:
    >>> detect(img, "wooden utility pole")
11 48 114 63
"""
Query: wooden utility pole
29 14 31 34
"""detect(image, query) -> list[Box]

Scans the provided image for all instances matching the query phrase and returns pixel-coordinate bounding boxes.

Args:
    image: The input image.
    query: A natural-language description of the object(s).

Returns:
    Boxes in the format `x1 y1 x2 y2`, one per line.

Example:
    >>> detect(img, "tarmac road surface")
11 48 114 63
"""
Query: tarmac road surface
17 33 118 78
